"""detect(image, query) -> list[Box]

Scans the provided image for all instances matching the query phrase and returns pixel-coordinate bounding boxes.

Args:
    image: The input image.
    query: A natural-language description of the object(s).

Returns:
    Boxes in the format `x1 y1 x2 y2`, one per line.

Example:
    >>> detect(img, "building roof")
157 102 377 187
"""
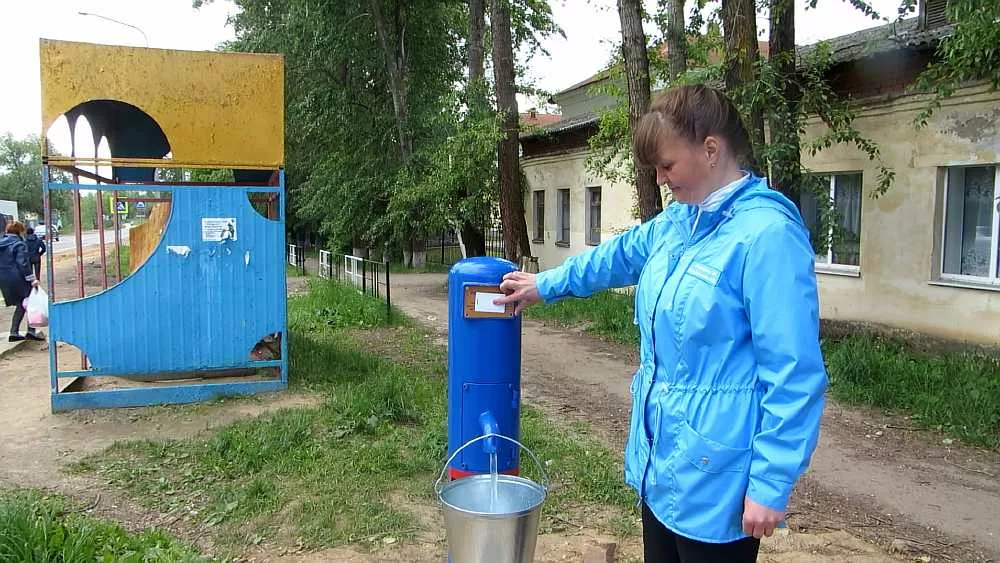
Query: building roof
520 111 599 140
520 111 563 128
797 17 952 64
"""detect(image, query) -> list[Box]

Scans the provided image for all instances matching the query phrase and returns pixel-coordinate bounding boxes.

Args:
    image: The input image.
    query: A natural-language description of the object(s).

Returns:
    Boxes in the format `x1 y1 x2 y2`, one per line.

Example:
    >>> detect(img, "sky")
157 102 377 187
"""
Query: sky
0 0 908 140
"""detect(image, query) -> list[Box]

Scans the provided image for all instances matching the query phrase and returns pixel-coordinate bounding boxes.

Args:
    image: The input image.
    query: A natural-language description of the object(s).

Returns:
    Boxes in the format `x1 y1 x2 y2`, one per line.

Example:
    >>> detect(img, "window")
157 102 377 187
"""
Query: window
532 190 544 242
799 173 863 271
941 165 999 284
557 189 570 245
586 187 602 245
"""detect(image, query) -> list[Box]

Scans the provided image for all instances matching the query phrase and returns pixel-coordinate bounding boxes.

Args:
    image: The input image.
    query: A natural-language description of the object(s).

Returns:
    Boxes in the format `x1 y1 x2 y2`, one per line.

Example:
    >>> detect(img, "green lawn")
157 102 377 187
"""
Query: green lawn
71 279 638 556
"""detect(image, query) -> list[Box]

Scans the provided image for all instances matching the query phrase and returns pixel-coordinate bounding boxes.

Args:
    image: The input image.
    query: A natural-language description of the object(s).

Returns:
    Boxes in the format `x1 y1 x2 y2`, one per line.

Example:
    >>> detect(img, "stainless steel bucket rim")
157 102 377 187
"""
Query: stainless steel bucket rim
434 432 550 496
438 473 545 518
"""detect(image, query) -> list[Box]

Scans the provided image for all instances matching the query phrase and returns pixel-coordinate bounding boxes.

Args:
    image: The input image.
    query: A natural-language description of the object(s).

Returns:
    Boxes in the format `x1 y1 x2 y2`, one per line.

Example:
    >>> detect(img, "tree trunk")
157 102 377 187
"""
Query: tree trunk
721 0 765 174
490 0 532 263
767 0 800 199
370 0 413 161
468 0 486 85
665 0 687 80
462 0 488 256
618 0 663 223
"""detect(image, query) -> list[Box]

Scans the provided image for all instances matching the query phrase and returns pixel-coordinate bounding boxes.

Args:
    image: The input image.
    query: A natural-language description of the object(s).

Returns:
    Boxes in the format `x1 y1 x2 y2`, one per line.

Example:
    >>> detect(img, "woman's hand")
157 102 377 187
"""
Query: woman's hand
494 271 542 315
743 497 784 539
31 280 39 288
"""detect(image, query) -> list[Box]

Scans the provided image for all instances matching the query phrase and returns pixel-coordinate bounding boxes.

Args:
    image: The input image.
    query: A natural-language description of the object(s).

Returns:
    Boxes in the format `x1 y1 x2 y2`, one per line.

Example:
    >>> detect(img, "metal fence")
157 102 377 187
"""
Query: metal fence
325 252 391 319
425 224 505 266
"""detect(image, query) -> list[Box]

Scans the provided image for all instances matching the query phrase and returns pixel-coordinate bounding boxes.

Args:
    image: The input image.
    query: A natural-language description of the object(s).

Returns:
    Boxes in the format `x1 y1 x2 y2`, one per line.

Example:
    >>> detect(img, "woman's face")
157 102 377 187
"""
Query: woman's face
652 131 715 205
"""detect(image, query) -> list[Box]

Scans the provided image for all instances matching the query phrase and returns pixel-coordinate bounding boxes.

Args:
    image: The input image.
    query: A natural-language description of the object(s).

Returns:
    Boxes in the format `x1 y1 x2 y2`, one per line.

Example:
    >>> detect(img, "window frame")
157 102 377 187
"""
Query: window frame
585 186 601 246
532 190 545 243
810 172 863 275
938 164 1000 287
556 188 570 246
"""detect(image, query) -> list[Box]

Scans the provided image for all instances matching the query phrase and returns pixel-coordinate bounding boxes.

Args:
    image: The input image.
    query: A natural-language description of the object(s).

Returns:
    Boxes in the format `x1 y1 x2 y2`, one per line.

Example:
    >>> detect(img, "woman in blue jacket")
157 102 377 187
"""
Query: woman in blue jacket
496 85 827 562
0 221 42 342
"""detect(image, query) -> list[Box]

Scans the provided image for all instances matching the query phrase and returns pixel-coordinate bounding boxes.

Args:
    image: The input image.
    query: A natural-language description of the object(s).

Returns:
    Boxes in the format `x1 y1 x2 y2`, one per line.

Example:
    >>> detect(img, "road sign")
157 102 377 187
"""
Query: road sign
110 198 129 215
135 201 146 210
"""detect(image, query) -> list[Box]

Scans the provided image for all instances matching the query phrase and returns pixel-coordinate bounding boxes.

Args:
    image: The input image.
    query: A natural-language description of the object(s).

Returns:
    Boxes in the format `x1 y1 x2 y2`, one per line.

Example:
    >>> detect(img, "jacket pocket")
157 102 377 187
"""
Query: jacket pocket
658 420 751 541
677 420 750 474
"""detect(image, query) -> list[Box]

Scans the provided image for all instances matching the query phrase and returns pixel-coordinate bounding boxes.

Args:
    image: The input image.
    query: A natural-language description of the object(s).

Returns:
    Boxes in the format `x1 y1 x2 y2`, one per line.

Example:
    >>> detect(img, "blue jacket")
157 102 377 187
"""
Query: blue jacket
536 175 827 543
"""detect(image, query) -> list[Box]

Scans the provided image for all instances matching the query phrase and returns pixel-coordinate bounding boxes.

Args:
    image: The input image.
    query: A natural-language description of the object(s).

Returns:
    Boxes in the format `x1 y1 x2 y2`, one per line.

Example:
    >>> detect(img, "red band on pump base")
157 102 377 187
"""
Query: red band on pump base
448 466 520 480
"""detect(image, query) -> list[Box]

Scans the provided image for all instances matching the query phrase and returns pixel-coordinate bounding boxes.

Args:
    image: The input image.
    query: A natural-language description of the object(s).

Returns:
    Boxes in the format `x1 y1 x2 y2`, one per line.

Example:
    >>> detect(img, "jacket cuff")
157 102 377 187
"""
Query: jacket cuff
746 475 794 512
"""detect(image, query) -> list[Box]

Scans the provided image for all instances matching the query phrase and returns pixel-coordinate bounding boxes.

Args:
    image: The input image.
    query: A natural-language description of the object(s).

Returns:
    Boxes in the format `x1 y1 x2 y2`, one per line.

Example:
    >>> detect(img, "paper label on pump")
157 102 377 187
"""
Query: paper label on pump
474 292 506 314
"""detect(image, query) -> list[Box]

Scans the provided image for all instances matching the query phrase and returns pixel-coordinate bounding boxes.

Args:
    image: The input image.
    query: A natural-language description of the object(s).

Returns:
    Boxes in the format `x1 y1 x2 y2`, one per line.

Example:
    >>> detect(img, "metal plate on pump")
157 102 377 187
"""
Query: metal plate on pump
463 284 515 319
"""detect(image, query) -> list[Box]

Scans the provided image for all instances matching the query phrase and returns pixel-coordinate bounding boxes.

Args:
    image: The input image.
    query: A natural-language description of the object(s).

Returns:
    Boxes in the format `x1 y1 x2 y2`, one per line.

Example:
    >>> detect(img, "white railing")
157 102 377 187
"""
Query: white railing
319 250 332 279
344 254 364 288
287 244 299 267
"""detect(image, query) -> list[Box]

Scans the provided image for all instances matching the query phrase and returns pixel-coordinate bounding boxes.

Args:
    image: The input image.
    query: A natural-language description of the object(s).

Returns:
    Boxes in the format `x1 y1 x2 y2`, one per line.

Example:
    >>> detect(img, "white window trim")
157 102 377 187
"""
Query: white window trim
938 165 1000 286
814 173 862 274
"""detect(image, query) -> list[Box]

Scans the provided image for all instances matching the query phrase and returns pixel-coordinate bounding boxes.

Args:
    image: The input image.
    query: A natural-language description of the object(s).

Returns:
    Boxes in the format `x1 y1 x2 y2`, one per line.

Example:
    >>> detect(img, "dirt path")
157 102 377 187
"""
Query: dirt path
390 272 1000 563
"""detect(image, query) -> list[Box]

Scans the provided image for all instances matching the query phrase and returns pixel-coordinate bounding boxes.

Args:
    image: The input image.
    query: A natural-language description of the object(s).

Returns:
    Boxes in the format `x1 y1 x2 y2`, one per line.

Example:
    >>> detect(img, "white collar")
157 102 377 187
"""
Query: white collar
697 172 750 212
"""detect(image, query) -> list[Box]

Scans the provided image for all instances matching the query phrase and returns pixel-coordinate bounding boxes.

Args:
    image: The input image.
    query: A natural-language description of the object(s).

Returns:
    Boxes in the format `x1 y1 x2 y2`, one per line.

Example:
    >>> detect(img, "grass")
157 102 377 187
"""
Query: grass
72 278 636 555
101 245 131 278
525 289 1000 449
524 289 638 346
0 490 204 562
823 331 1000 449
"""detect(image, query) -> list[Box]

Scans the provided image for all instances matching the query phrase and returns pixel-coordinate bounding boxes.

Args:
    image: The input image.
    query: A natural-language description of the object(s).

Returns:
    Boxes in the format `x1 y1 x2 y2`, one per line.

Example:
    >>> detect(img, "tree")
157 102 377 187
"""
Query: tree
461 0 489 257
0 134 69 218
658 0 688 80
617 0 662 222
491 0 532 263
721 0 765 173
765 0 800 198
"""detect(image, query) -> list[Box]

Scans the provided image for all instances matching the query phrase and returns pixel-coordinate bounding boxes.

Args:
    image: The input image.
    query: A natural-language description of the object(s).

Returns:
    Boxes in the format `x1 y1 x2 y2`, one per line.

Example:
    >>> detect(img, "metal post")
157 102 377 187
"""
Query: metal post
71 180 86 369
43 167 59 393
441 230 445 264
362 259 367 295
113 191 122 282
96 189 107 290
385 258 391 320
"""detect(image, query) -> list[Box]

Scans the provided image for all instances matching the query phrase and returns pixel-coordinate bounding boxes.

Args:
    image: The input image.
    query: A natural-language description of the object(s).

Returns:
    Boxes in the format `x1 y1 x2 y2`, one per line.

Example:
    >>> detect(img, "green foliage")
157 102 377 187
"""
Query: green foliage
0 134 70 218
913 0 1000 126
0 490 204 562
823 331 1000 449
206 0 559 257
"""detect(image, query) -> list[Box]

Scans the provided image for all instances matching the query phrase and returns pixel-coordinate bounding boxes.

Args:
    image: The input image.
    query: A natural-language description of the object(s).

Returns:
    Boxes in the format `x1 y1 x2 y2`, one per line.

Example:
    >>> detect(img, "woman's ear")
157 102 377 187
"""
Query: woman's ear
703 135 721 168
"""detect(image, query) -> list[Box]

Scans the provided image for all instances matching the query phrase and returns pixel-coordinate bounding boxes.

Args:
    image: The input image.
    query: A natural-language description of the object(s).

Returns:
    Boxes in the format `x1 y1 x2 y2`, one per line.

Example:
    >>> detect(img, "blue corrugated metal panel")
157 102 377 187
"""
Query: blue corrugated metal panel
51 380 287 412
50 187 286 375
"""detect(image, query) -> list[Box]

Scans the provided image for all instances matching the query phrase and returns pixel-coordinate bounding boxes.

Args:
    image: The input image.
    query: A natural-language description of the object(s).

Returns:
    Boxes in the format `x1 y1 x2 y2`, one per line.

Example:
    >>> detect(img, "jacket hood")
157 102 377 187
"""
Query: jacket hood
730 175 805 226
0 234 22 251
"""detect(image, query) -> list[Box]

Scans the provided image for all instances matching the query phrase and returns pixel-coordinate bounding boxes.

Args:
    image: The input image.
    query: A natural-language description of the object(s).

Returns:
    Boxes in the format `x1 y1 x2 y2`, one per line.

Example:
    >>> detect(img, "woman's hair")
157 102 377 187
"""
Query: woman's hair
634 84 753 167
4 220 25 236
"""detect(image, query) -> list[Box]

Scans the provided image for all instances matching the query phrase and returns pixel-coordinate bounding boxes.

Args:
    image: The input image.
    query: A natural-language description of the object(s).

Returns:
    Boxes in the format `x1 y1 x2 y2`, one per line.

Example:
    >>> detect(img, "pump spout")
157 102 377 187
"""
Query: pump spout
478 411 499 455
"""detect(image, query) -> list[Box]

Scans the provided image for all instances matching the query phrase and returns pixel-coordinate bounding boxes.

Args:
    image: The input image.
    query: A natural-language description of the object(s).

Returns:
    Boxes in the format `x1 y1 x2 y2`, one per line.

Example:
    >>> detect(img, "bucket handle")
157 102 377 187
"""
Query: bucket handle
434 433 550 495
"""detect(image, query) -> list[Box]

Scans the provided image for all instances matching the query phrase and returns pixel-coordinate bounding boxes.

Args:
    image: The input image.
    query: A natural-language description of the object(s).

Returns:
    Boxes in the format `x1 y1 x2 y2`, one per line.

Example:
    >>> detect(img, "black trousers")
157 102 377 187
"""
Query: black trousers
642 502 760 563
31 261 41 281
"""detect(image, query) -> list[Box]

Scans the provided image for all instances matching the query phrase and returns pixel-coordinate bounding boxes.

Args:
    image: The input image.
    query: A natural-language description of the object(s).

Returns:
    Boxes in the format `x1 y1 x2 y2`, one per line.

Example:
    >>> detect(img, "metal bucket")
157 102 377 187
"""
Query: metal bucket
435 433 549 563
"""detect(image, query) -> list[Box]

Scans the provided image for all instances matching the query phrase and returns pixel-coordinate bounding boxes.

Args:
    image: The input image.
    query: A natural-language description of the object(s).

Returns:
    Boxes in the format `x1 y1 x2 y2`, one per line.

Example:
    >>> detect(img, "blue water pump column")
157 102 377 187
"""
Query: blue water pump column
447 257 522 480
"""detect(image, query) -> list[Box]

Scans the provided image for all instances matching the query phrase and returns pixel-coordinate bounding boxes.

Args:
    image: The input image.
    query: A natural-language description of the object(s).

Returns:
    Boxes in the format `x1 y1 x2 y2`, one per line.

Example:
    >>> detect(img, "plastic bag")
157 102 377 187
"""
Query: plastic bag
23 288 49 328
